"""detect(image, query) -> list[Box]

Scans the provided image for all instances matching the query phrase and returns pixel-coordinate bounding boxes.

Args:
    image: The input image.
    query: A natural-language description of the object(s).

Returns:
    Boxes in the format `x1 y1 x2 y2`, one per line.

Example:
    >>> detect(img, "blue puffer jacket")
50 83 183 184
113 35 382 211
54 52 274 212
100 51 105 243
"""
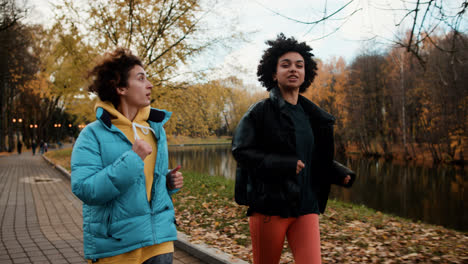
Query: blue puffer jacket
71 106 177 260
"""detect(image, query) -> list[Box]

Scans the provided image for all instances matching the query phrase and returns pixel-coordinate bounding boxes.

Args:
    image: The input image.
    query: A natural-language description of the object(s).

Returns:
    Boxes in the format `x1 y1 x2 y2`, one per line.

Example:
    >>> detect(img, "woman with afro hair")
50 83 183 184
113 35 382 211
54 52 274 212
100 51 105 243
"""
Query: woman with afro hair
232 34 356 264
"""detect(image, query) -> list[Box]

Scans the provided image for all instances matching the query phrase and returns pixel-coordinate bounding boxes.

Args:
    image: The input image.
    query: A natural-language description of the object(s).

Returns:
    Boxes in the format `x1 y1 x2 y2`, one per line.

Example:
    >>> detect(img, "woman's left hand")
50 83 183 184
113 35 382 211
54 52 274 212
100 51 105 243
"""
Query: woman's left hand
167 167 184 190
343 175 351 185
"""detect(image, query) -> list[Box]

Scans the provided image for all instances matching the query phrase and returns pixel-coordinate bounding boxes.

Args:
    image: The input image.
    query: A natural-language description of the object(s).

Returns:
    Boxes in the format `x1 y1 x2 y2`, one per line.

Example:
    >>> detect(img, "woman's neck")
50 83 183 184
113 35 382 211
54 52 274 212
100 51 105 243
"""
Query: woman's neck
279 86 299 105
118 102 138 122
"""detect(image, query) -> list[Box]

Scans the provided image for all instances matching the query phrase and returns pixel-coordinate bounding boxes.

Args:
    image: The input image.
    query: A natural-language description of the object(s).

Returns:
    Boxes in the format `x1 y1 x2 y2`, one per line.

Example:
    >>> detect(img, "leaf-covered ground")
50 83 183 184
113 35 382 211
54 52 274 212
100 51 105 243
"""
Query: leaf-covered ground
173 172 468 264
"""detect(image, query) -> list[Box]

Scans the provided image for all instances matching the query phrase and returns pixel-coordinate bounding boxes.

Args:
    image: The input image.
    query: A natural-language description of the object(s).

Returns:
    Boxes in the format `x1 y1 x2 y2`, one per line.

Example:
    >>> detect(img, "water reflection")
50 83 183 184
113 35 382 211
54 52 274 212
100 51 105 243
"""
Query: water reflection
168 144 467 231
169 144 237 180
331 156 467 231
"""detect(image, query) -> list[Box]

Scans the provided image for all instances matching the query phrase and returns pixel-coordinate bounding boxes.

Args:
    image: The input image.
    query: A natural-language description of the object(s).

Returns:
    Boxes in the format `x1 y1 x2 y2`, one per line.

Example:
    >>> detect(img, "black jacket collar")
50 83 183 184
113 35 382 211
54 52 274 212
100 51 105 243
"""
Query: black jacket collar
269 87 335 124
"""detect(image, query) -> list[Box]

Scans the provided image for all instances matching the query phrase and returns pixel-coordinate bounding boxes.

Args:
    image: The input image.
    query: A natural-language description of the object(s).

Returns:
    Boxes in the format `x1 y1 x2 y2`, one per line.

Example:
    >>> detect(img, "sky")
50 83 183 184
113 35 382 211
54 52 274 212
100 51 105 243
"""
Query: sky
28 0 466 87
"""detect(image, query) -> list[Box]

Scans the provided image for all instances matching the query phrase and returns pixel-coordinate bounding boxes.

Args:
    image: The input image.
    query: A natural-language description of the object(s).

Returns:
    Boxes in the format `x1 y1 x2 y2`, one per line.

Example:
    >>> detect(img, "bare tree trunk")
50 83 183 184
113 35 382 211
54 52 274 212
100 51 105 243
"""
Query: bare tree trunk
400 57 408 157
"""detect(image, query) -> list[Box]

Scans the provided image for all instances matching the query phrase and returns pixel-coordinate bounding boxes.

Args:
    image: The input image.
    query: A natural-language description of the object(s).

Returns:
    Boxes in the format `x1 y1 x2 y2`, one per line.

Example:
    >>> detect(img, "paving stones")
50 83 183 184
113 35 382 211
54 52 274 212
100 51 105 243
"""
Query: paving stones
0 153 204 264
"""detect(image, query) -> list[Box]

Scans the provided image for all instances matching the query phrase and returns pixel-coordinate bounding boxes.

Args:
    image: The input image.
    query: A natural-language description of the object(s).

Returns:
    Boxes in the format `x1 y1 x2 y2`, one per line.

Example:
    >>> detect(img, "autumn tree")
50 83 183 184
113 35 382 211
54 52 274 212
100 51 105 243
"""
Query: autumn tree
160 77 265 138
303 57 349 153
167 82 227 137
0 0 29 151
53 0 241 96
2 24 85 146
0 22 41 151
214 77 267 135
42 22 99 126
386 44 422 159
345 50 392 156
306 30 467 163
0 0 27 32
383 30 468 163
418 32 468 162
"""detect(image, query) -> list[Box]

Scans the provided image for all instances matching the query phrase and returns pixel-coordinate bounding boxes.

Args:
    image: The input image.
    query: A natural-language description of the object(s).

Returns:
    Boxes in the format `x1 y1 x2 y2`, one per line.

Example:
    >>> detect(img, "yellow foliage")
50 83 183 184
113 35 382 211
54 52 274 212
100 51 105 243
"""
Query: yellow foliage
148 77 265 137
302 56 349 130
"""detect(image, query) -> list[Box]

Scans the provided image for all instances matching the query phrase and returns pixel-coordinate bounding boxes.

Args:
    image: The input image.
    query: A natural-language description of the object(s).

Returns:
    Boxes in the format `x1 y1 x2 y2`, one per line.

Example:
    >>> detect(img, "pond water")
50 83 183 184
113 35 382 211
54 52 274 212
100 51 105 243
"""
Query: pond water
168 144 467 231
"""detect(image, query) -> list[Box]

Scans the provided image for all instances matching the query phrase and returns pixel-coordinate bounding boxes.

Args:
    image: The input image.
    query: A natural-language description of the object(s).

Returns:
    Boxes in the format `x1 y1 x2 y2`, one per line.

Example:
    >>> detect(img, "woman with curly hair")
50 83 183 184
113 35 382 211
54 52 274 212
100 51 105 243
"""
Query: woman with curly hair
71 48 183 264
232 34 356 264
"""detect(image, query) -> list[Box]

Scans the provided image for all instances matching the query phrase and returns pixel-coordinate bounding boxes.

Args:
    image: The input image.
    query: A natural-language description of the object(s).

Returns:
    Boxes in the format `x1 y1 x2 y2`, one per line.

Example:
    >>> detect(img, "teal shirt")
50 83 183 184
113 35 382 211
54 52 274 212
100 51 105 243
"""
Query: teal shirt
285 102 320 215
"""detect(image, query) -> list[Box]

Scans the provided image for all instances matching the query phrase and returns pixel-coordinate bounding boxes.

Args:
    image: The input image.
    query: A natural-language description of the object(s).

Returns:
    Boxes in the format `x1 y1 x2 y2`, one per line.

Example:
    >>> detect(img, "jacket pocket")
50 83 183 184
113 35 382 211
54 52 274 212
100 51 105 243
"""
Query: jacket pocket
90 203 121 241
235 167 249 205
104 204 112 237
252 182 286 209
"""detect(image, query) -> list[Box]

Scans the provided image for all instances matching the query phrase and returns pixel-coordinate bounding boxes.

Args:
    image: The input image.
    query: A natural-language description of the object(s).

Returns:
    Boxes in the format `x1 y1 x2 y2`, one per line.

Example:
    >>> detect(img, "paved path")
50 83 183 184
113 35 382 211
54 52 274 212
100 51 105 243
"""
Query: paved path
0 152 203 264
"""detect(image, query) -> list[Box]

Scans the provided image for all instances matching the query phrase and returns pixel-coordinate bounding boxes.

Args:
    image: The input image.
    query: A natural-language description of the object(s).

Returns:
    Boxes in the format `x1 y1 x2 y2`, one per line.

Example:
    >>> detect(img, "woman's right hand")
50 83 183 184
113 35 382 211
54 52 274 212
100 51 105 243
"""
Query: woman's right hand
296 160 305 174
132 139 152 161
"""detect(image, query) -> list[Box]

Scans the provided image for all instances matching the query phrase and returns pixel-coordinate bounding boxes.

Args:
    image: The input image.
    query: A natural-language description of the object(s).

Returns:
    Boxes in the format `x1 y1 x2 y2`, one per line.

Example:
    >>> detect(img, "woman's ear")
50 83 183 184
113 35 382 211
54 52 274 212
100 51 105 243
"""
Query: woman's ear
272 73 277 82
116 87 127 96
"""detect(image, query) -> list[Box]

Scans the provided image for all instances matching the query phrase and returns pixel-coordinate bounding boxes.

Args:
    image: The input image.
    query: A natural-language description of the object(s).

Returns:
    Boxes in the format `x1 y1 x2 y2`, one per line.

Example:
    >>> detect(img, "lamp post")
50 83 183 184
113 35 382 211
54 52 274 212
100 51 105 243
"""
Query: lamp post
29 124 38 155
12 118 23 139
68 124 73 143
29 123 38 141
54 123 63 146
12 118 23 154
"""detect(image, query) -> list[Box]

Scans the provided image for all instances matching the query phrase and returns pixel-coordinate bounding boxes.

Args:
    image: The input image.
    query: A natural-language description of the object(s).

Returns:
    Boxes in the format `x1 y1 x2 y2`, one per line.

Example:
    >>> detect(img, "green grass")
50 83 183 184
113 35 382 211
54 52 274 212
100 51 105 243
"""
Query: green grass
178 171 235 199
44 148 72 171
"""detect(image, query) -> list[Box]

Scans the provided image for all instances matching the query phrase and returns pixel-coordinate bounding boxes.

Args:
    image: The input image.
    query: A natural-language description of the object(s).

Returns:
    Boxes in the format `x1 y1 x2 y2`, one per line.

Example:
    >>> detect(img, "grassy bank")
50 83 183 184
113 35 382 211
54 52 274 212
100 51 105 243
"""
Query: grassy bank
44 148 72 171
45 148 467 263
167 135 231 145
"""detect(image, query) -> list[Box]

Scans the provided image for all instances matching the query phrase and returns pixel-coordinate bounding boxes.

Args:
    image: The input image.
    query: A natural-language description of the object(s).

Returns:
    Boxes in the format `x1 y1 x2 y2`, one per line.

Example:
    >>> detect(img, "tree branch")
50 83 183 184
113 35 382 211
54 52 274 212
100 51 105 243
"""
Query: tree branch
407 0 421 52
253 0 358 25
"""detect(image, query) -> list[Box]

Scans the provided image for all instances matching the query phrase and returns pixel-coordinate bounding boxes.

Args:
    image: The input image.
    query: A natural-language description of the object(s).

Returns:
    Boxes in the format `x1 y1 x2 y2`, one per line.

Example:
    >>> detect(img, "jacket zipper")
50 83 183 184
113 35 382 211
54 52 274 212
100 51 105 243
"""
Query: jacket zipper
150 140 161 244
105 118 161 243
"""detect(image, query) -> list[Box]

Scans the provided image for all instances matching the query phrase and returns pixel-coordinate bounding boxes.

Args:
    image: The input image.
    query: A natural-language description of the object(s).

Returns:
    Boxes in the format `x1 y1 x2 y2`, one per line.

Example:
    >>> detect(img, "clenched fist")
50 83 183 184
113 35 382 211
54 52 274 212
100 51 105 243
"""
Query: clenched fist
132 139 152 161
167 165 184 190
296 160 305 174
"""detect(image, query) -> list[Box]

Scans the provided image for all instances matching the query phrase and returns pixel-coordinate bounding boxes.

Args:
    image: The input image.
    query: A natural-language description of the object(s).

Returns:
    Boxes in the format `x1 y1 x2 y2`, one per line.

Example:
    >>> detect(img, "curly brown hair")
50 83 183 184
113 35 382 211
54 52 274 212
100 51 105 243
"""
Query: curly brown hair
257 33 318 93
88 48 143 108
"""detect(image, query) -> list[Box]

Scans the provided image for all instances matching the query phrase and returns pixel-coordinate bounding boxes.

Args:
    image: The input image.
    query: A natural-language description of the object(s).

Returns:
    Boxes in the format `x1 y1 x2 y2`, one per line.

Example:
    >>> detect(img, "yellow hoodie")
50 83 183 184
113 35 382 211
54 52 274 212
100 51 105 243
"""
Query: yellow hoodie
90 100 172 263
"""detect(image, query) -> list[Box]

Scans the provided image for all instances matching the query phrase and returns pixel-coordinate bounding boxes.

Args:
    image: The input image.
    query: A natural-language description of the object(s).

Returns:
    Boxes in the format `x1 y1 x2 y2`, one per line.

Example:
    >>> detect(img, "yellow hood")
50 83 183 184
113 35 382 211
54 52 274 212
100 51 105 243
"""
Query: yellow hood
94 100 153 143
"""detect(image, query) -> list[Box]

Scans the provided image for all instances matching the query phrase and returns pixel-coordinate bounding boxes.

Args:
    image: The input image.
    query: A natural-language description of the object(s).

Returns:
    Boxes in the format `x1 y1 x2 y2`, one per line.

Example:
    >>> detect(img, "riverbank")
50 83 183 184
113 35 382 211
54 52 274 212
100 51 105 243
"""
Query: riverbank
344 142 467 167
167 136 467 166
167 135 231 145
167 136 468 167
45 149 467 263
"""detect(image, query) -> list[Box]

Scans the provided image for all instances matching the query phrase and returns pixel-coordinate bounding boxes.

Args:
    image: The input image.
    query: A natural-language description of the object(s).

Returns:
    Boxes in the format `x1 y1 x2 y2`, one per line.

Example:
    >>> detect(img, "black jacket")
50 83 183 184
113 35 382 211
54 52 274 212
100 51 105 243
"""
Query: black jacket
232 87 355 217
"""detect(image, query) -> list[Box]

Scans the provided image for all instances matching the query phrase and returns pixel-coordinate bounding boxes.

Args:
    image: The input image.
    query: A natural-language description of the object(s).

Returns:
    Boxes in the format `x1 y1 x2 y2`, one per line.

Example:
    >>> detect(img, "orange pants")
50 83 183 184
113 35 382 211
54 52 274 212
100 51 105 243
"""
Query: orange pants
249 213 321 264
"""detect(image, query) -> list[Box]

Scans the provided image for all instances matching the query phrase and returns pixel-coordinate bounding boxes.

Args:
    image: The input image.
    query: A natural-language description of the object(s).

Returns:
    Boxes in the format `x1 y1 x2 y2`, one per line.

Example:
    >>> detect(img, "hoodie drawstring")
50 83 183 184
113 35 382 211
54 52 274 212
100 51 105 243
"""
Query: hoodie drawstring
132 122 156 141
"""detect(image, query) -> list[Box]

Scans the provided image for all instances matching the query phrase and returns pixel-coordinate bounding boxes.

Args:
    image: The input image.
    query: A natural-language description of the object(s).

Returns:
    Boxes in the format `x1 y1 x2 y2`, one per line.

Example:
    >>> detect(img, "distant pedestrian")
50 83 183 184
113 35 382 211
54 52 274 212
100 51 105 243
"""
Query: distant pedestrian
71 48 183 264
232 34 356 264
43 142 48 153
31 141 37 155
39 140 44 154
17 140 22 155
